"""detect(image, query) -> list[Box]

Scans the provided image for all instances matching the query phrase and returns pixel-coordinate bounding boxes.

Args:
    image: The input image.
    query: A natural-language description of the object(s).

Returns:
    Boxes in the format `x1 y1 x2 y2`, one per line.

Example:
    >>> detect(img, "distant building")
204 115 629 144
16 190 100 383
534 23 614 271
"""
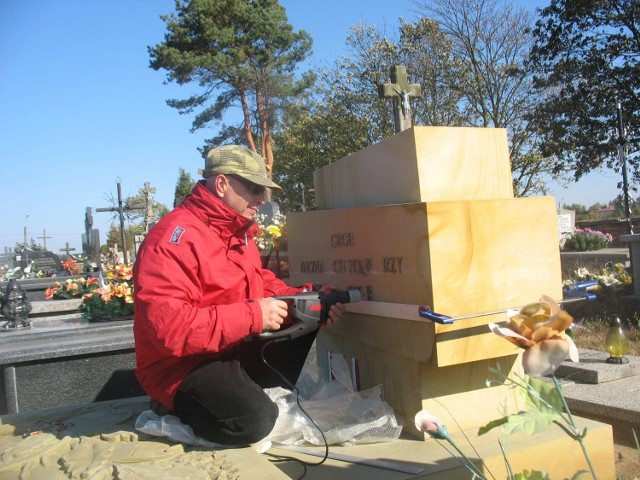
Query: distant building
595 206 617 218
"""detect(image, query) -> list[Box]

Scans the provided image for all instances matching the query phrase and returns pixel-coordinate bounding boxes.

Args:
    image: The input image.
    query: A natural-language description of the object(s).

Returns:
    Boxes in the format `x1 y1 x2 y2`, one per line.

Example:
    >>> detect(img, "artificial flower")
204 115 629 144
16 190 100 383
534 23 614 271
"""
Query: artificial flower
414 410 449 440
415 410 488 478
255 212 286 252
44 278 97 299
488 295 579 376
265 224 282 239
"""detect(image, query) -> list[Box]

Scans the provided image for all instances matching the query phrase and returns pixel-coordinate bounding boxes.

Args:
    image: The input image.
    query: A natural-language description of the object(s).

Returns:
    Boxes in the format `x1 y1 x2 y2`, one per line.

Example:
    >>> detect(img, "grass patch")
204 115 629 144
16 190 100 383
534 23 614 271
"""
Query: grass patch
572 319 640 356
563 296 640 356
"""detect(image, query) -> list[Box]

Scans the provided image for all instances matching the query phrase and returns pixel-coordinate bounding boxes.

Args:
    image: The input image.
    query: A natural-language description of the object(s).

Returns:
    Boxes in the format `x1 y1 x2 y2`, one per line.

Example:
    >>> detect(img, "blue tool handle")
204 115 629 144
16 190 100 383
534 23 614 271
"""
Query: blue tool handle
418 306 454 324
562 290 597 301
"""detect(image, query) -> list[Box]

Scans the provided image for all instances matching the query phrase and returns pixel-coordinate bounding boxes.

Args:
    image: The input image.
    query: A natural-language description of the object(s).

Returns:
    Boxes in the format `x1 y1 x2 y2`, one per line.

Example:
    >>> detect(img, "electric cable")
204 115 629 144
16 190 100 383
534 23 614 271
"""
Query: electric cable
260 339 330 478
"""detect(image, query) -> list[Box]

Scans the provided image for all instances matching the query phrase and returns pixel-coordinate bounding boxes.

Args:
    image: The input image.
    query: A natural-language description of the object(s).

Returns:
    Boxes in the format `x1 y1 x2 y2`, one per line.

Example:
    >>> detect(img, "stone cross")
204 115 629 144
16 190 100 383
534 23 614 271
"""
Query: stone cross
37 229 52 251
138 181 157 233
378 65 422 133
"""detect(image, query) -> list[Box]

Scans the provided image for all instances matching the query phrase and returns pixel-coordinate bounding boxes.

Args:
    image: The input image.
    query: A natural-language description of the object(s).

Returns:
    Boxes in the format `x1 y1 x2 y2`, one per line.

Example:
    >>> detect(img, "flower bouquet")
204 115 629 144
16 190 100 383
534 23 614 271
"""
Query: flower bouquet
61 258 81 275
79 263 134 322
255 212 286 252
45 277 99 300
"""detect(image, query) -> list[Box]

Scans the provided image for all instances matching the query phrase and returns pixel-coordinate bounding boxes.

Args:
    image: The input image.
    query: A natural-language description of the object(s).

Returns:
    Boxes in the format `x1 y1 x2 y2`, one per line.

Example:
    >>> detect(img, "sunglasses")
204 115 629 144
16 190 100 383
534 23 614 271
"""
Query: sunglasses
228 175 266 196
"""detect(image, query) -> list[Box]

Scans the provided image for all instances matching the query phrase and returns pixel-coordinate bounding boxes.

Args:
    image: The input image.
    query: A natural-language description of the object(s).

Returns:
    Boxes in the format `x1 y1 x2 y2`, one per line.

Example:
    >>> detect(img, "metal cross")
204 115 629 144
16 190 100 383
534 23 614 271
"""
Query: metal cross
95 179 144 264
378 65 422 133
59 242 76 257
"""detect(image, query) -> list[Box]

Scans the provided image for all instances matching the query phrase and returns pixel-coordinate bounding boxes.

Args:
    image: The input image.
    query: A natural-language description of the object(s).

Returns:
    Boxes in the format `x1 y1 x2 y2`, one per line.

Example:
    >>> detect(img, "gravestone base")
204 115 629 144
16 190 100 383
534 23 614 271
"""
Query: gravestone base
274 417 614 479
317 325 524 438
3 351 144 413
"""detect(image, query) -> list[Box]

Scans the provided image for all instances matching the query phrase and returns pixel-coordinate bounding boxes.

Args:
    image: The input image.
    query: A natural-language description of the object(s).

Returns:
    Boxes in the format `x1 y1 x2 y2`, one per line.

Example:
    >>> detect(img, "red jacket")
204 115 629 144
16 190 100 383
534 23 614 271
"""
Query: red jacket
133 181 304 409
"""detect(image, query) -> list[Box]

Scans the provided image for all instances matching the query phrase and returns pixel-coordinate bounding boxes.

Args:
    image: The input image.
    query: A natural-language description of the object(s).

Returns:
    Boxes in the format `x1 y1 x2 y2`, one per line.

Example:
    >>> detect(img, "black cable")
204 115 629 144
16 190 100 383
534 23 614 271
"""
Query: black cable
260 339 330 477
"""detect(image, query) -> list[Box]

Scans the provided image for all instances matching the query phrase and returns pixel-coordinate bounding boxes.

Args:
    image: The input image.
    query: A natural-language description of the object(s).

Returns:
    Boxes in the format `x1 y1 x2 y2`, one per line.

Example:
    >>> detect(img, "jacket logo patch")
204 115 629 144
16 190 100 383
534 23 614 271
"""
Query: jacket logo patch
169 226 185 244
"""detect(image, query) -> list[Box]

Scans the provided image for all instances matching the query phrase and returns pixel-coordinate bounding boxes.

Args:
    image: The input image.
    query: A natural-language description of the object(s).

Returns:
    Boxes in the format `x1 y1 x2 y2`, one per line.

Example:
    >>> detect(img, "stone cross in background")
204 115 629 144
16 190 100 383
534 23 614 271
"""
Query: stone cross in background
138 181 157 233
378 65 422 133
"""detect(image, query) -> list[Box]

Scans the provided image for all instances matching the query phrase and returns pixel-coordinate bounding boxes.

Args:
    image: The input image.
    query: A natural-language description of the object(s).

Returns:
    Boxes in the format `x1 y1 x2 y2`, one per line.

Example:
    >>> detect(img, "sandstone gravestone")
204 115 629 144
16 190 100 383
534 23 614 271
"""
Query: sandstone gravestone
286 125 615 478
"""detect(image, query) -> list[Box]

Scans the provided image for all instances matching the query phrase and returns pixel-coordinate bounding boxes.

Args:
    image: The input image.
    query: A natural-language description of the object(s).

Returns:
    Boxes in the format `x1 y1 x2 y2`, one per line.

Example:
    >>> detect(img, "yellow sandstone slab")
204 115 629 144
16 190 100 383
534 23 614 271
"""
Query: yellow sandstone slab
288 197 563 319
271 417 614 479
314 126 514 209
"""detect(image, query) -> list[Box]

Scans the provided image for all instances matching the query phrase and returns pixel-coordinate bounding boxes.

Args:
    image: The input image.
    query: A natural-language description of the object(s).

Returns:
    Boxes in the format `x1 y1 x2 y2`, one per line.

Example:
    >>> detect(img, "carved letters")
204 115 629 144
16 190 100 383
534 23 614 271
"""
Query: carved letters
298 232 403 279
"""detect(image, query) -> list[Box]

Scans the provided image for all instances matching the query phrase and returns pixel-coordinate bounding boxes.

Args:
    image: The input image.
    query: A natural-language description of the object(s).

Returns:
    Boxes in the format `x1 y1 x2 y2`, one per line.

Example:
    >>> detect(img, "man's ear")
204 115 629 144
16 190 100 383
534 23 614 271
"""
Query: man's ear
208 174 228 198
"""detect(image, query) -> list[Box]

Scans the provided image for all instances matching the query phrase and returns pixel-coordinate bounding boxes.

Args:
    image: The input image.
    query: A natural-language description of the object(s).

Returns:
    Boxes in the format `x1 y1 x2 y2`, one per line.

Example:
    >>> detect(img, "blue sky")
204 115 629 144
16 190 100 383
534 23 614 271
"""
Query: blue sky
0 0 624 255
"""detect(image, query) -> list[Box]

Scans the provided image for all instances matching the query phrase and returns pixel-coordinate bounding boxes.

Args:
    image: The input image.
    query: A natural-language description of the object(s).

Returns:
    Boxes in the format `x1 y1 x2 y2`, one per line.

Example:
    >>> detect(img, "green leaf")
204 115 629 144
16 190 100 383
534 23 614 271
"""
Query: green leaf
478 416 509 436
569 470 591 480
524 376 564 414
514 470 550 480
502 411 561 435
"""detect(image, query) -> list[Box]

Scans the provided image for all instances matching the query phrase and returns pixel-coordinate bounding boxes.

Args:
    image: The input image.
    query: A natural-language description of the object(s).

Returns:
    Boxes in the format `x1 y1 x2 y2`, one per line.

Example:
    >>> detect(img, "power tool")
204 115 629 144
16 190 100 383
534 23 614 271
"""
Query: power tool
259 288 362 341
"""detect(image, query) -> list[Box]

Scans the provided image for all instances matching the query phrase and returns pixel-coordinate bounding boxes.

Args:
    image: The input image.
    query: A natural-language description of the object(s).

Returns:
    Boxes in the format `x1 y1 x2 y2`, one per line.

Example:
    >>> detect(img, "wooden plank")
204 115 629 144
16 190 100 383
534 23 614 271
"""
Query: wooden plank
327 311 437 363
314 126 514 209
342 304 520 365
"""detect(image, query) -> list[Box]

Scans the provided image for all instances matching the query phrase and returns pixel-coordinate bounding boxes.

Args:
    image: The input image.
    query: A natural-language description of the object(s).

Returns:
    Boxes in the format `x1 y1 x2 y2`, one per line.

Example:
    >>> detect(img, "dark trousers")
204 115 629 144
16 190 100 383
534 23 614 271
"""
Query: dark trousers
173 330 317 446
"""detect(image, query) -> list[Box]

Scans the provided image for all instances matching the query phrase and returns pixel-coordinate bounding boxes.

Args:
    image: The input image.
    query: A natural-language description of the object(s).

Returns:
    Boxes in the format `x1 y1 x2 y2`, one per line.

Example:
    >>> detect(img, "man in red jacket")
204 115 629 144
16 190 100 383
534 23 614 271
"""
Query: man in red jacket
133 145 344 445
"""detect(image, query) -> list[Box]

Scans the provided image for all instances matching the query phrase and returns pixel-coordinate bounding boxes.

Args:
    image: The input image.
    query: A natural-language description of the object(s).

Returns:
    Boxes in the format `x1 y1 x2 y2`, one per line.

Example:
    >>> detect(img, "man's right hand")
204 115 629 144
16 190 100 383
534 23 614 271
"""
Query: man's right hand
256 297 288 332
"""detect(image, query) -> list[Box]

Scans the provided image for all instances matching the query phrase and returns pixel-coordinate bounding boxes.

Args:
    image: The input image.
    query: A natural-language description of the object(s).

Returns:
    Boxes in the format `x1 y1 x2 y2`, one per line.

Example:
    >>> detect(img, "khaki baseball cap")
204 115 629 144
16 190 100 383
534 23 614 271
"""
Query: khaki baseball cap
202 145 282 191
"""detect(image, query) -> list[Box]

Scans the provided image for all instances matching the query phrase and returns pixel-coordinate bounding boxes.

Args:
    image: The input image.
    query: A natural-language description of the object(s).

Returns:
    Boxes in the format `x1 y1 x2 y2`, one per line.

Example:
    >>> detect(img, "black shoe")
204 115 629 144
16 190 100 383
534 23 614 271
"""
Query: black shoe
149 398 175 416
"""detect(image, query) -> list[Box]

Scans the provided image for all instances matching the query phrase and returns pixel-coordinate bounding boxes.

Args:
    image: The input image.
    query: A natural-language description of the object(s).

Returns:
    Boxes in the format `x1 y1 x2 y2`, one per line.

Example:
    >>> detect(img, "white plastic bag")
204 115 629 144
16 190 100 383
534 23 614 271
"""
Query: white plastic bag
135 410 223 448
264 353 402 446
135 353 402 448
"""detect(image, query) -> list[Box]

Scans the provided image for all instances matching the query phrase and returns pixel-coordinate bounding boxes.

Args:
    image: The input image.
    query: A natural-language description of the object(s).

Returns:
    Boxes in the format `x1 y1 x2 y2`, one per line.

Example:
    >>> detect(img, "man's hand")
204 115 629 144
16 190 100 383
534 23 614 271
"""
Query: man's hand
257 297 288 332
319 284 347 327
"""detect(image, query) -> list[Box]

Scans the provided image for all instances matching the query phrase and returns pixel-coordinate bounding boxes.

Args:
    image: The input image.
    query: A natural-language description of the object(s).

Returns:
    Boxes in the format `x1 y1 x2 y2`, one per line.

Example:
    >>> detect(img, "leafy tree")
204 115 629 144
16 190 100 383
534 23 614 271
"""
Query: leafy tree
174 167 196 207
529 0 640 182
275 0 556 203
14 240 43 254
273 18 465 208
149 0 315 186
416 0 558 196
564 203 587 215
273 100 373 211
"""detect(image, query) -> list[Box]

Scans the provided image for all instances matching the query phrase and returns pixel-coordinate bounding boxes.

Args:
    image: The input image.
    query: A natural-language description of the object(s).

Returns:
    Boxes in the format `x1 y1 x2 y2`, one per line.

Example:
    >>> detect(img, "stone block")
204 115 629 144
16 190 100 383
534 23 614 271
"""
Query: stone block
313 126 513 209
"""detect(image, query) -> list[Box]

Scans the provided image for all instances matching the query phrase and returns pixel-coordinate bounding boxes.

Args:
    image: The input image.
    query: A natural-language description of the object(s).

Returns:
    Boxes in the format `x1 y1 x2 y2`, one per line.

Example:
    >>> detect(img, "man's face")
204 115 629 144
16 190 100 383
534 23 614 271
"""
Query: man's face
221 175 266 219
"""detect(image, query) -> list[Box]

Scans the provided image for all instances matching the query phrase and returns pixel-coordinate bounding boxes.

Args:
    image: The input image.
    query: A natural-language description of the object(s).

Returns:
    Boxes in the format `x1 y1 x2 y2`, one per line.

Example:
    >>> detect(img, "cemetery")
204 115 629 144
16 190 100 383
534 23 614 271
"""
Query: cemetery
1 119 639 479
5 0 640 475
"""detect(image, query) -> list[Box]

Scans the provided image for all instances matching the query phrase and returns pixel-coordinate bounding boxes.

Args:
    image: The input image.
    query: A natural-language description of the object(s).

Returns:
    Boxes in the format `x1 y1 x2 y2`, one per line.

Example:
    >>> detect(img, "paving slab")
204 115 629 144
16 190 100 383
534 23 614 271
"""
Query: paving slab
556 348 640 384
555 349 640 429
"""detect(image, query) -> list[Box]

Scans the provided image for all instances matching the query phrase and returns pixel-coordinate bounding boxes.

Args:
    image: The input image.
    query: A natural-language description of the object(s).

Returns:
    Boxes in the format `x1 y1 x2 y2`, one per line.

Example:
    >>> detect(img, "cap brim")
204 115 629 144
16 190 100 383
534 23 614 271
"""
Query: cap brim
241 173 282 192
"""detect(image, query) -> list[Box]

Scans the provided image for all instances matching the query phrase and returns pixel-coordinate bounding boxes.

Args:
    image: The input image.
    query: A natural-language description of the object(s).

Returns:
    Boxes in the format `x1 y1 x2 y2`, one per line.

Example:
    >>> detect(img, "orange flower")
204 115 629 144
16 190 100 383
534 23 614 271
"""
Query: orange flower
86 277 99 286
82 292 97 302
99 285 114 303
44 287 57 300
489 295 579 376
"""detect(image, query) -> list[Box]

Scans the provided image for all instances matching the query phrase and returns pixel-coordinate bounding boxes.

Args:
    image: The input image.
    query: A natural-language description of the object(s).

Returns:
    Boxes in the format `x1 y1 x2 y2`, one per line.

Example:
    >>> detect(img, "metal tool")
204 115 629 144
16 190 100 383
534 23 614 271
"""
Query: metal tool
259 289 361 341
418 295 594 325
